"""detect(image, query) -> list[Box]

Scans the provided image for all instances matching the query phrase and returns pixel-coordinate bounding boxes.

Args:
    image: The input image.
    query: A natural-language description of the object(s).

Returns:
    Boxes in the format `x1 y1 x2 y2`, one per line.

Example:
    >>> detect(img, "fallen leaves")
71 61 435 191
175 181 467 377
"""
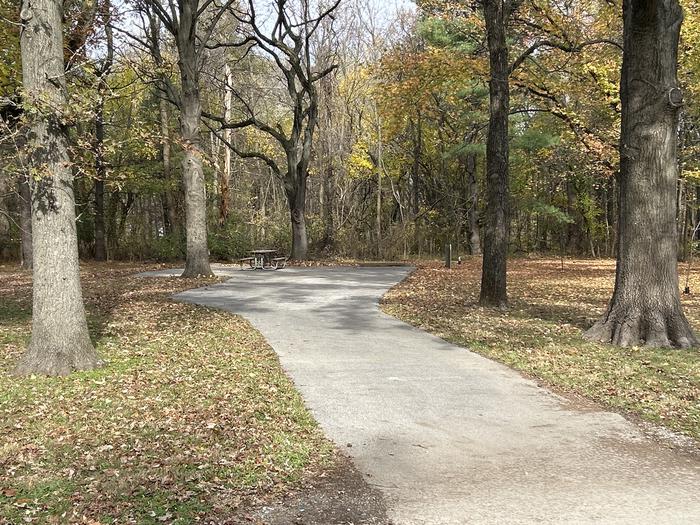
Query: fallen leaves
0 263 334 523
382 257 700 441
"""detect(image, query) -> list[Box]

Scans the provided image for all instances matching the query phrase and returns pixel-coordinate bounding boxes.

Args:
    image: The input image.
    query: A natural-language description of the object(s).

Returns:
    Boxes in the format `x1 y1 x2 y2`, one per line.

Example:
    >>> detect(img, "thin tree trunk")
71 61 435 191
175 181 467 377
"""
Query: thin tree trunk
411 117 421 218
376 165 382 259
93 0 112 262
322 163 335 250
677 177 687 258
585 0 697 348
411 116 422 252
375 139 383 260
94 97 107 261
480 0 510 308
160 99 179 237
15 0 101 375
18 173 32 270
220 63 233 225
566 176 577 252
466 153 481 255
696 184 700 239
320 82 335 252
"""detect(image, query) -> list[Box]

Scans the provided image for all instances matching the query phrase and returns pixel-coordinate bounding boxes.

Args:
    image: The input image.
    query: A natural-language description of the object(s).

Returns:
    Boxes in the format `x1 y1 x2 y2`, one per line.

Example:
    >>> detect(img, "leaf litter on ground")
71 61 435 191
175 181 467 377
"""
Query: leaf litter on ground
0 262 334 524
381 257 700 442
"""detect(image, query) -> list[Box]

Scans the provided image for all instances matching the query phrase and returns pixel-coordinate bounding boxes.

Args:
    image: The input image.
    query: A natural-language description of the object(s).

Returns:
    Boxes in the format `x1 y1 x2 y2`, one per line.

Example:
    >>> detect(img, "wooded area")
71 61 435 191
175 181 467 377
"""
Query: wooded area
1 0 699 375
3 2 700 522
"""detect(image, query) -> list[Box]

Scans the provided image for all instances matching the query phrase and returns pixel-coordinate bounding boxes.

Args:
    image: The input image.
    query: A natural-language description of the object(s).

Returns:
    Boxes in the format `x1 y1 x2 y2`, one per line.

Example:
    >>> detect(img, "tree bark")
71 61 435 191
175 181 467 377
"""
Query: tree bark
15 0 101 375
177 8 213 277
696 184 700 239
480 0 510 308
320 78 336 253
290 206 308 260
286 160 309 260
585 0 697 348
376 163 382 259
677 177 687 259
219 63 233 226
374 123 384 259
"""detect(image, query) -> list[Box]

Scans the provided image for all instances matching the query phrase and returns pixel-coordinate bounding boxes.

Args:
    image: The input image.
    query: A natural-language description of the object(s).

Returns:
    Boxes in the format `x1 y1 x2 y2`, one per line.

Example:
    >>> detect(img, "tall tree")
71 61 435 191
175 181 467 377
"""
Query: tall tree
15 0 101 375
210 0 340 260
585 0 697 348
477 0 620 306
479 0 510 307
93 0 114 262
140 0 225 277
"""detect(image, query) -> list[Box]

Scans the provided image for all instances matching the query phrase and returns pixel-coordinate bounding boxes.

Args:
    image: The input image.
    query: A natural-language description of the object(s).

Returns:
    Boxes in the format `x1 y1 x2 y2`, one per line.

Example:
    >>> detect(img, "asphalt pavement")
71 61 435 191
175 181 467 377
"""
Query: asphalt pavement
147 265 700 524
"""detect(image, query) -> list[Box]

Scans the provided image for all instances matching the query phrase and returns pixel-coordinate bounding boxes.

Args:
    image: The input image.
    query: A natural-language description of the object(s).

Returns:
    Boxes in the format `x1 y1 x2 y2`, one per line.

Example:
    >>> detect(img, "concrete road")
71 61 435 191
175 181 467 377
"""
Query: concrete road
164 266 700 524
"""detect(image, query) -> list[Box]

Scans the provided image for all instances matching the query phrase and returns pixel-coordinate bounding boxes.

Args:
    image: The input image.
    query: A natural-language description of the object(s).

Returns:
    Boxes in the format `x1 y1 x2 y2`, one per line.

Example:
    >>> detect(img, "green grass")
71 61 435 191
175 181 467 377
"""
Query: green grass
0 264 334 524
382 258 700 440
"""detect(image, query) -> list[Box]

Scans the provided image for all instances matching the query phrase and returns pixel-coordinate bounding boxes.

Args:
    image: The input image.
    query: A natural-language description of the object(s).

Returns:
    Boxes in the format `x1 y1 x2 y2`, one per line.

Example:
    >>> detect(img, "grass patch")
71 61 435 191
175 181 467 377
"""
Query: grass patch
382 257 700 440
0 263 334 523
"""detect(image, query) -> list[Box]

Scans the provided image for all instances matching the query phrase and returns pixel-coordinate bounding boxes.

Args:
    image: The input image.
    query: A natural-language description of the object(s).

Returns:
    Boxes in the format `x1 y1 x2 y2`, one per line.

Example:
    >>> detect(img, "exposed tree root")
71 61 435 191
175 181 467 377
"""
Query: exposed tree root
584 306 698 349
181 261 214 278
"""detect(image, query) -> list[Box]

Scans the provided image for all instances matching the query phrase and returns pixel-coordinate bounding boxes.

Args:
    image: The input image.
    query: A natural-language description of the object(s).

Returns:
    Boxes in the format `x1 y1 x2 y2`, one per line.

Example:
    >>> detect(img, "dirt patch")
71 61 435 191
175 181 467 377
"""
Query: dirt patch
239 455 390 525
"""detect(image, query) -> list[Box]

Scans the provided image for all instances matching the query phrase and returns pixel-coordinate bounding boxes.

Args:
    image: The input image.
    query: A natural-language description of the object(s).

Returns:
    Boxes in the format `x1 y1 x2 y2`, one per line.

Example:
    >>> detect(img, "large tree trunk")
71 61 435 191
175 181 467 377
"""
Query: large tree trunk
290 206 308 260
480 0 510 308
177 19 212 278
18 173 32 270
585 0 697 348
466 153 481 256
15 0 101 376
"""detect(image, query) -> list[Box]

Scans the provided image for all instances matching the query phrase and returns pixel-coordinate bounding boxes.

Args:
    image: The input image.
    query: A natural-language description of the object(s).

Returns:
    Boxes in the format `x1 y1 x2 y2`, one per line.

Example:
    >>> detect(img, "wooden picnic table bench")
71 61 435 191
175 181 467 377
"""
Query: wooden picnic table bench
238 256 256 269
242 250 288 270
271 257 288 269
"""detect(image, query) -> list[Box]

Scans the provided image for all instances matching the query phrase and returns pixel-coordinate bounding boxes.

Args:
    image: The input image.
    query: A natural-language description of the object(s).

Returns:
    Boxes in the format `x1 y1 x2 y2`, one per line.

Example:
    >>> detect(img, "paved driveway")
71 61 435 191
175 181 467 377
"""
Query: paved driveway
166 266 700 524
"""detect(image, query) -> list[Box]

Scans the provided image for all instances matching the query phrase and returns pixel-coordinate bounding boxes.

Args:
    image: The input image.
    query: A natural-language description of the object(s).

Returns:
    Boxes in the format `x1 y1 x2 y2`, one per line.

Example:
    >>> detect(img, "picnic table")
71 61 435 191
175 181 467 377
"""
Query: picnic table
239 249 287 270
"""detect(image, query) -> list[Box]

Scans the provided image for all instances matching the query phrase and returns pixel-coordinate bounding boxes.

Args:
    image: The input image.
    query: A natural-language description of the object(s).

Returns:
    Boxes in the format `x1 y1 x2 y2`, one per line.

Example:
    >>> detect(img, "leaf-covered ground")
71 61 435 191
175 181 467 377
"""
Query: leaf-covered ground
0 263 334 524
382 258 700 441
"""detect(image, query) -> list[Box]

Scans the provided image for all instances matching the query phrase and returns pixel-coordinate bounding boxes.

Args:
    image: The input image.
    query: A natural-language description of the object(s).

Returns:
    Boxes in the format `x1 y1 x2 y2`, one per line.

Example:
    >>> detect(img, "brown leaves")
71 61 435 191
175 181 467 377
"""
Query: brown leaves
382 257 700 440
0 262 334 523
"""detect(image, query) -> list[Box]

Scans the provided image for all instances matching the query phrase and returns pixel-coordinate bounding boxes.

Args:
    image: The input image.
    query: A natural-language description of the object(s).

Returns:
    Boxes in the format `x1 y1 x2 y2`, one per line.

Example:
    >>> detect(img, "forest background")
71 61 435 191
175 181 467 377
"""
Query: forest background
3 0 699 267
